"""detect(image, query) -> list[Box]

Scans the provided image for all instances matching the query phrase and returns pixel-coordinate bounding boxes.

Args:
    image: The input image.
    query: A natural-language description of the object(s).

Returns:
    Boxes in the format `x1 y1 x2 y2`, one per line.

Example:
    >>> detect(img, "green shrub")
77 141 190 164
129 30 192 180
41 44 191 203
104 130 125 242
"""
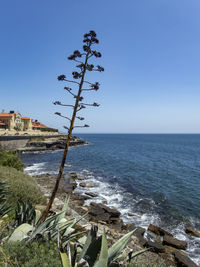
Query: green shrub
40 128 58 132
0 240 62 267
0 151 24 171
29 137 45 142
0 166 46 208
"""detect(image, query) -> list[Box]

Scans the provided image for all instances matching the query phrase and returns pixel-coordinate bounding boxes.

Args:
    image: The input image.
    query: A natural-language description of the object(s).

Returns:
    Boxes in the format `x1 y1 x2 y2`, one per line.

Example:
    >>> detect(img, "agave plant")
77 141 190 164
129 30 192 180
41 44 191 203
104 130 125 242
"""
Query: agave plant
14 201 37 226
59 226 148 267
0 181 12 219
7 195 86 244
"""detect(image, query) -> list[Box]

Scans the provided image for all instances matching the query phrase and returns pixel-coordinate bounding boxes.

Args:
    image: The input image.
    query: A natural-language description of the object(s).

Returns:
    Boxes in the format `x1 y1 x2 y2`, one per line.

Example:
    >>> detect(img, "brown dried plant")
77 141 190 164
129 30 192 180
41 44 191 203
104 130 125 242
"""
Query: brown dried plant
38 31 104 224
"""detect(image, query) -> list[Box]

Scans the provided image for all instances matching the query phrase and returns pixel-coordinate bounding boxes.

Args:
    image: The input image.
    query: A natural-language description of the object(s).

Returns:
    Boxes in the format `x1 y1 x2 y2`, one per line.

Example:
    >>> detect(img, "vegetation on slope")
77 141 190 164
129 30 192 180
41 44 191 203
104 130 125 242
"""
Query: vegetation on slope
0 150 24 171
0 165 46 208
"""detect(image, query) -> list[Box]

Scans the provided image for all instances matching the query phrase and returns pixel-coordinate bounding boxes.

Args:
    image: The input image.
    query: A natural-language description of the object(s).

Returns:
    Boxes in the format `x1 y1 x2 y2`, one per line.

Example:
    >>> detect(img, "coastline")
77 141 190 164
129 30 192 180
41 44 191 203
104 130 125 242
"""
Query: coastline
29 169 199 267
32 172 173 266
0 135 88 152
19 134 200 267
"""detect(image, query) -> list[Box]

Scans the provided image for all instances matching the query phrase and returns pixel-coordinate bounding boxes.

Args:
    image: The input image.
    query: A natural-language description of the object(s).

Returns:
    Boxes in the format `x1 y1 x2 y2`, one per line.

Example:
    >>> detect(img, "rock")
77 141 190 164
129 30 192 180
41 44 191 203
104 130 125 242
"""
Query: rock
134 227 146 237
164 246 187 257
145 240 165 253
80 206 89 212
148 224 173 237
123 223 136 231
163 235 187 250
77 177 84 181
128 212 141 218
54 198 64 208
96 213 111 223
97 220 107 225
70 193 89 206
79 182 94 188
137 236 148 247
111 229 120 238
90 202 121 217
101 205 121 217
110 218 123 231
185 227 200 238
88 202 121 227
89 205 105 216
70 172 78 179
85 192 98 197
129 227 147 247
64 182 77 193
173 251 198 267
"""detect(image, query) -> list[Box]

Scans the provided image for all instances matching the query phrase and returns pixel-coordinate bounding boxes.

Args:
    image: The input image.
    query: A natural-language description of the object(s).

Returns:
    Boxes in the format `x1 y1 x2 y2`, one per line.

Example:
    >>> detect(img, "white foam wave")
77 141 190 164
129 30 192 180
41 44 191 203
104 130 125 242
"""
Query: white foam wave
24 162 57 176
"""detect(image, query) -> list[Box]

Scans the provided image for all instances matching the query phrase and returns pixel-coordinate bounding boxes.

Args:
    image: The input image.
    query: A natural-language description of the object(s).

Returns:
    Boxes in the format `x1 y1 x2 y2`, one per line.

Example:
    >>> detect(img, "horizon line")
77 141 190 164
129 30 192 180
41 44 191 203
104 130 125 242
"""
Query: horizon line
71 132 200 135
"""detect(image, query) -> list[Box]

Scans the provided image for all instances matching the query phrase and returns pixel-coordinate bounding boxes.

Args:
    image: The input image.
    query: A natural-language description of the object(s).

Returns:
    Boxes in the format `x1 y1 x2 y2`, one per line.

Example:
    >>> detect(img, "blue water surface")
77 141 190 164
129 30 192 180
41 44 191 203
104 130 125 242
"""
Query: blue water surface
20 134 200 225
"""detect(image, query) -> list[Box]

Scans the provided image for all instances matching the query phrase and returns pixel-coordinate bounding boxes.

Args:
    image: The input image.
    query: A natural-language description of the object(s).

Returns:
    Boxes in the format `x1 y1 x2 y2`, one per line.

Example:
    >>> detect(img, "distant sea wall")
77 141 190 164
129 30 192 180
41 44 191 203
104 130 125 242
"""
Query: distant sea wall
0 135 64 151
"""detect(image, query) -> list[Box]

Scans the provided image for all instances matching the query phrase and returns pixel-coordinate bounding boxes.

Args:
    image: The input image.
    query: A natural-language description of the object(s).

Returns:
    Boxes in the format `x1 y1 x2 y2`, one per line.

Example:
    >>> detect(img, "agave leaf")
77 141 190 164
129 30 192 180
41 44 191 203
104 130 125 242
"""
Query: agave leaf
84 236 102 266
70 212 88 229
78 225 98 262
78 235 87 245
60 251 71 267
51 219 75 239
55 195 70 224
0 202 12 219
62 231 85 244
129 248 149 260
64 226 74 236
35 210 41 225
94 231 108 267
8 223 34 242
108 229 136 264
30 210 65 239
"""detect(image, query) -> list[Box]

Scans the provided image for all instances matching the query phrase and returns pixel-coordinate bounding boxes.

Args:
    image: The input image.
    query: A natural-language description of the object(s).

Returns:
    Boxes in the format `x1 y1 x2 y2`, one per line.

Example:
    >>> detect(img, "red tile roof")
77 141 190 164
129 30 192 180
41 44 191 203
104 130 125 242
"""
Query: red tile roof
0 112 15 117
32 121 48 128
21 117 30 120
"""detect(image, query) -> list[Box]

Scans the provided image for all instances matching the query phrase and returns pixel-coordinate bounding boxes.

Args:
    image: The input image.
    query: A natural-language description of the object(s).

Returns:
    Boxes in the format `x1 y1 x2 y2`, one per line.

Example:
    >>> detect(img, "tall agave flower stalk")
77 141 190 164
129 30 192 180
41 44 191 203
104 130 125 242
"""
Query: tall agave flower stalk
38 31 104 225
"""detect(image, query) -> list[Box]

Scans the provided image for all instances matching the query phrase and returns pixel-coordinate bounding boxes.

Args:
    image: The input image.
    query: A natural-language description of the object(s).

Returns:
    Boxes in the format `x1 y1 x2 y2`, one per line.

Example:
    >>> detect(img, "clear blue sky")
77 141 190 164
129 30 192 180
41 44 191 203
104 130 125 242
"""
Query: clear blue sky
1 0 200 133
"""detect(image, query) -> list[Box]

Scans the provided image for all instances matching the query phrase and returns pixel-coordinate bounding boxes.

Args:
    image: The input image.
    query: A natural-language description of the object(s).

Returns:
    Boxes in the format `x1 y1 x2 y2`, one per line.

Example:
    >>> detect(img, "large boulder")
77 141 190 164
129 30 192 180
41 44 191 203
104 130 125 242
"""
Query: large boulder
173 251 198 267
163 235 187 250
185 227 200 238
148 224 173 237
90 202 121 217
88 202 121 227
145 240 165 253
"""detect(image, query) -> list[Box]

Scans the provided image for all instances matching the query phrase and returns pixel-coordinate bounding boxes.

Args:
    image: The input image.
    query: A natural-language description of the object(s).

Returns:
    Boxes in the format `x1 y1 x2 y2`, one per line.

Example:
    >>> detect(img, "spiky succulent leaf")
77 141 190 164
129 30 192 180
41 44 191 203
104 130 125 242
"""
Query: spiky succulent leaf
30 210 65 240
35 210 41 225
55 195 70 224
78 225 98 262
108 229 136 264
94 231 108 267
60 251 71 267
8 223 34 242
84 236 102 266
129 248 149 260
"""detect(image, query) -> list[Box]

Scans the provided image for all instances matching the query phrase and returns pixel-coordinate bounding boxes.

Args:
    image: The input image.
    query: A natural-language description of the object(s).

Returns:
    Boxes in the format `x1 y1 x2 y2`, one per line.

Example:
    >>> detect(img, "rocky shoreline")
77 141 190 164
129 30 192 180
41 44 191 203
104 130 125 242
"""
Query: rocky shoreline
18 136 88 152
32 172 199 267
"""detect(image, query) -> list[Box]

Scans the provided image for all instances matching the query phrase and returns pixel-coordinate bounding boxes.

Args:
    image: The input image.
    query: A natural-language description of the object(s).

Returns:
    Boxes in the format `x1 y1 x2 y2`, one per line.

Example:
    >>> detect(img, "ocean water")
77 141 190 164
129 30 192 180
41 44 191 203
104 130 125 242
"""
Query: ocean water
20 134 200 265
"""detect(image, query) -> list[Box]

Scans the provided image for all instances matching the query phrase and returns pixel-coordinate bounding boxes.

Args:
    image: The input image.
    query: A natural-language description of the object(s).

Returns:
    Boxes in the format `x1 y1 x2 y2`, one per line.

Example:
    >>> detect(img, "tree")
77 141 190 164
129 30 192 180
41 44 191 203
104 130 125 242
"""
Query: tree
38 30 104 224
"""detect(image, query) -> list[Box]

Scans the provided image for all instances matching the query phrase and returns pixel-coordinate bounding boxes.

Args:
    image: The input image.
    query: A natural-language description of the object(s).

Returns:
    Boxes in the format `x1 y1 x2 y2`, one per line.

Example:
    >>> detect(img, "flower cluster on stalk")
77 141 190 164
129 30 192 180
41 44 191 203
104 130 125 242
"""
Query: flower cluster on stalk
54 30 104 130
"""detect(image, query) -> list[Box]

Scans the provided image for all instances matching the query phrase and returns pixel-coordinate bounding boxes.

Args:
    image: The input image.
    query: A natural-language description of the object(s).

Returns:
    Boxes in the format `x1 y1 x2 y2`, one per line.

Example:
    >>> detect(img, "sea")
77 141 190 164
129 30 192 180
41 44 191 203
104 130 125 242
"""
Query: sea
20 134 200 265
